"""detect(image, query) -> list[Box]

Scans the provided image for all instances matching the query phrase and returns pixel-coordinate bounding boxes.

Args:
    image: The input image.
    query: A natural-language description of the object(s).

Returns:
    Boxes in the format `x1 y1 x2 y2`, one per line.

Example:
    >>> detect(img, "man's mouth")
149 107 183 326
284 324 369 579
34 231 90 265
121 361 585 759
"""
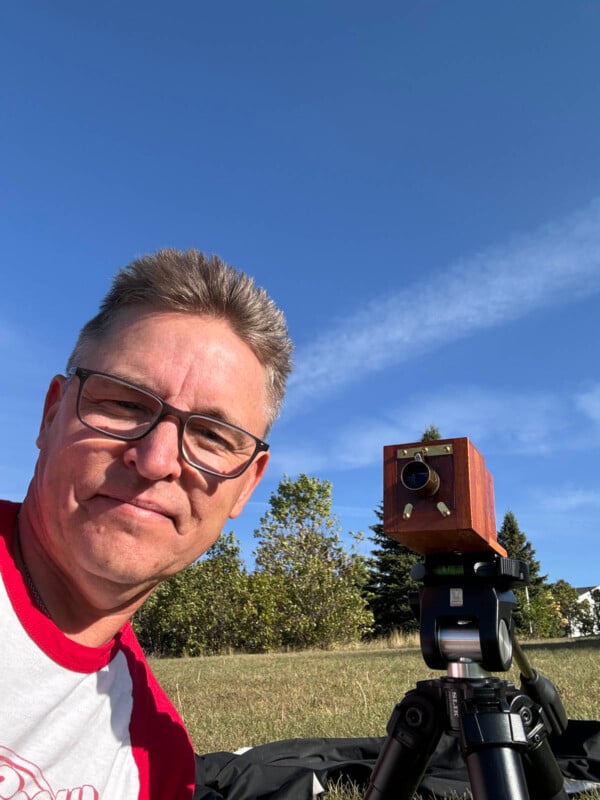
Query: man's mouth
95 493 177 524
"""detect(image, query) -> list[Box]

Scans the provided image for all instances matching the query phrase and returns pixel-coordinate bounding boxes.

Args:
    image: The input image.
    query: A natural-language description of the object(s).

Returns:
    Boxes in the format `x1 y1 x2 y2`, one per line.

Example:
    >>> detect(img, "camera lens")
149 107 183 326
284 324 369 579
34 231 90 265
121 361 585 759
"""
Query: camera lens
402 461 429 490
401 460 440 496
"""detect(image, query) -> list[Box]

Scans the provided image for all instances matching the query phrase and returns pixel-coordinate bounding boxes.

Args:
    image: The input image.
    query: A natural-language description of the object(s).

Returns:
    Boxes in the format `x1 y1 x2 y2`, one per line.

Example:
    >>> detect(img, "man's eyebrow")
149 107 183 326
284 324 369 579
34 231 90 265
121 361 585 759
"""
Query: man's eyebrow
97 370 248 429
190 407 255 436
191 406 230 423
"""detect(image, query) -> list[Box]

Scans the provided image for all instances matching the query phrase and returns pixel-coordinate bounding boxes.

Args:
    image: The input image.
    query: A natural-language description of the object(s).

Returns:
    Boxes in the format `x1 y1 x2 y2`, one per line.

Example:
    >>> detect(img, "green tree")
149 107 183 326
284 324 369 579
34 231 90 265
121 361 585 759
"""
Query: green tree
364 504 420 636
497 510 547 636
133 532 252 656
523 586 564 638
420 424 441 441
243 570 285 652
570 589 600 636
254 474 372 649
497 511 544 582
364 427 442 637
549 579 581 636
574 598 596 636
189 532 254 654
133 565 202 656
592 589 600 634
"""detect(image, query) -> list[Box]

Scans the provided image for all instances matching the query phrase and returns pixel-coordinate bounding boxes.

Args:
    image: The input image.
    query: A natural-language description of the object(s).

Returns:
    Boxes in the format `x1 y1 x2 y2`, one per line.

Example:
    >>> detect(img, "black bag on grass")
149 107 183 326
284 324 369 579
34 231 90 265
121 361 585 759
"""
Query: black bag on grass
194 719 600 799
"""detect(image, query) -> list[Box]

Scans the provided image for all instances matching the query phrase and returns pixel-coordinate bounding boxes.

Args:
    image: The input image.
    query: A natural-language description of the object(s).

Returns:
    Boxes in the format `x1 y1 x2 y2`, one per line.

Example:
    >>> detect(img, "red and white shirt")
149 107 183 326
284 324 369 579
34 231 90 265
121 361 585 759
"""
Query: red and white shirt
0 500 196 800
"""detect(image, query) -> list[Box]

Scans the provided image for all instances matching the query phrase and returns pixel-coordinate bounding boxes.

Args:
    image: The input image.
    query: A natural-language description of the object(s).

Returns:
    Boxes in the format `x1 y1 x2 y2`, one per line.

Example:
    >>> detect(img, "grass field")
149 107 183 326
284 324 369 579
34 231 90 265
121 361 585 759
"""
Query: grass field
151 636 600 798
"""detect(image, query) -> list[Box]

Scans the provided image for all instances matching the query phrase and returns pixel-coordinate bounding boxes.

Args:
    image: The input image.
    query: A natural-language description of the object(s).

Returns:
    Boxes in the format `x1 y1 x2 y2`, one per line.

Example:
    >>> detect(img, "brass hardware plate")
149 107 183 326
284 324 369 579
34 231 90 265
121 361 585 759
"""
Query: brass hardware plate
396 444 454 459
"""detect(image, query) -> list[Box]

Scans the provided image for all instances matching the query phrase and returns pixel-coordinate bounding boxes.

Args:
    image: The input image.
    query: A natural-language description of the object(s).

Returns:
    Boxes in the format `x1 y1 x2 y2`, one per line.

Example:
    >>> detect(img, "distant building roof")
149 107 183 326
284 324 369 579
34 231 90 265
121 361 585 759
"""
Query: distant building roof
577 586 599 597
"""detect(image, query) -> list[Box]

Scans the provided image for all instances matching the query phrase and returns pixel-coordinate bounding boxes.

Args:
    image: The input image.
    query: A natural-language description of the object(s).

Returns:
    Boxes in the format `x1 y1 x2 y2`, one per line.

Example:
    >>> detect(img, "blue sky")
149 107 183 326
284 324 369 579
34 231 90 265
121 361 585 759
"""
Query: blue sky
2 1 600 587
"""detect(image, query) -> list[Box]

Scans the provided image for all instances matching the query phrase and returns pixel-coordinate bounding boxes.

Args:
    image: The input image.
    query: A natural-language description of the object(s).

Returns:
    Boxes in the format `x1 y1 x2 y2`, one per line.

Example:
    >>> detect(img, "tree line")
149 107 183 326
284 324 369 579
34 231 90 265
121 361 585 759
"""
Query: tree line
133 471 598 657
134 474 372 656
133 425 597 654
367 504 599 640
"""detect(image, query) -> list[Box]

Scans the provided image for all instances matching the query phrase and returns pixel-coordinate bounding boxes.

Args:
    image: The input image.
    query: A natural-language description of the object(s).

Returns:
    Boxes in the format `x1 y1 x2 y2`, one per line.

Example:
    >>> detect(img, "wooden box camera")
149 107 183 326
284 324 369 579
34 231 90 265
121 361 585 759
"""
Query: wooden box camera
383 437 506 556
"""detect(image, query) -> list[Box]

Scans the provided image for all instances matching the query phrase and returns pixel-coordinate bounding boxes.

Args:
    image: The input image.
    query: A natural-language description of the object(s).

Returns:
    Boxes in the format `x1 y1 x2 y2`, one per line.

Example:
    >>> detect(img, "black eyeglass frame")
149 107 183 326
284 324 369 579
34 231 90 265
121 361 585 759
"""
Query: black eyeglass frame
67 367 269 479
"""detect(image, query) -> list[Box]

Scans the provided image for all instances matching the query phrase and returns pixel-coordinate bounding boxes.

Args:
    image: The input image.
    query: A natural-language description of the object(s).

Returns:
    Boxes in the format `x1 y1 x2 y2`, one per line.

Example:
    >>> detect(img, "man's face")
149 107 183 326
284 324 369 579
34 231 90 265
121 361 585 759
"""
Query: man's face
32 308 270 600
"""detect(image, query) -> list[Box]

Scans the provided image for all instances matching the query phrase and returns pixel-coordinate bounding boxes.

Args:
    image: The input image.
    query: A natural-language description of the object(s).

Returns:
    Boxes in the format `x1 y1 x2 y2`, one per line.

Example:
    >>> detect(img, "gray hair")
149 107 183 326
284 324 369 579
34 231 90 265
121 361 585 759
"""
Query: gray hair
67 249 293 430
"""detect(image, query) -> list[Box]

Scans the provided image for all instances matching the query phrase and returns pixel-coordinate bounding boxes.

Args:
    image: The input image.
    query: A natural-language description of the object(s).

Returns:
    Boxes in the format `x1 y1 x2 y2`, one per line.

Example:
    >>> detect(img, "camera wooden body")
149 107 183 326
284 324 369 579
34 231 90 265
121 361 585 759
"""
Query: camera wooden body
383 437 506 556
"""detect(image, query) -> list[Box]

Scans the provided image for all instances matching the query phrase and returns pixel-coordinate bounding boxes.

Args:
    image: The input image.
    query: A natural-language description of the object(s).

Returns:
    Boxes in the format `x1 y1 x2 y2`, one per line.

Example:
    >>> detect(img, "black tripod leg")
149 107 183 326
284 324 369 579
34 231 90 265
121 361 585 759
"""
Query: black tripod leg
464 707 569 800
517 698 568 800
466 747 530 800
365 689 444 800
457 682 569 800
460 695 530 800
522 735 568 800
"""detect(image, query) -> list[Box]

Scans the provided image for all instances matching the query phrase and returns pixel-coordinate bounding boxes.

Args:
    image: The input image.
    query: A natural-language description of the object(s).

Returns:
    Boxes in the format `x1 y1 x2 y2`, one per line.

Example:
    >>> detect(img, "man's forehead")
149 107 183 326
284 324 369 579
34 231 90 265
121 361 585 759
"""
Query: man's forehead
101 305 218 335
75 307 269 427
82 307 240 358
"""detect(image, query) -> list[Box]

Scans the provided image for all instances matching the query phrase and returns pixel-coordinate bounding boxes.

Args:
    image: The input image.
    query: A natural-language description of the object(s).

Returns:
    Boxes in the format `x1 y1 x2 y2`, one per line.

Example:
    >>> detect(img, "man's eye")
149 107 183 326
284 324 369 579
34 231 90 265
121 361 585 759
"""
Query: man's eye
91 397 155 418
187 422 237 451
115 400 147 412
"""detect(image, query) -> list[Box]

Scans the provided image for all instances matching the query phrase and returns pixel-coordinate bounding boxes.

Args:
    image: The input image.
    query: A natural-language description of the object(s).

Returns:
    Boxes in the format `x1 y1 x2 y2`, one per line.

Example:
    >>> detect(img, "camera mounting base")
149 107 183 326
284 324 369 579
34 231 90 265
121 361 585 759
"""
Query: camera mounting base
365 552 569 800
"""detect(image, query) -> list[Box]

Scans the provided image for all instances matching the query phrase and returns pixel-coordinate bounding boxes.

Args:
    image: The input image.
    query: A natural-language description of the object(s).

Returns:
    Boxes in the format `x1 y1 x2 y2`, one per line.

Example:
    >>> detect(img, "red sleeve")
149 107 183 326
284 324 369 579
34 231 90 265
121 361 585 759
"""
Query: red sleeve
117 625 196 799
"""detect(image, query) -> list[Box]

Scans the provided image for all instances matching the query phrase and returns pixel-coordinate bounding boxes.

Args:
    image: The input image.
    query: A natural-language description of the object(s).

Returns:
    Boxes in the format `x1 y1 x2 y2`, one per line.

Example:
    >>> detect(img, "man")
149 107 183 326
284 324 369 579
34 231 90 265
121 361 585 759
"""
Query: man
0 249 293 799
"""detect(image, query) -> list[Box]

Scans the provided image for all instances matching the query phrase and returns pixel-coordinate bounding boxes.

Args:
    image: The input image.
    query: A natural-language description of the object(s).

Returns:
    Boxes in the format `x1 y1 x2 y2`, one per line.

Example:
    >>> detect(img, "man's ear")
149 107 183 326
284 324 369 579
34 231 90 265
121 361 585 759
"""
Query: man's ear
229 451 270 520
36 375 67 449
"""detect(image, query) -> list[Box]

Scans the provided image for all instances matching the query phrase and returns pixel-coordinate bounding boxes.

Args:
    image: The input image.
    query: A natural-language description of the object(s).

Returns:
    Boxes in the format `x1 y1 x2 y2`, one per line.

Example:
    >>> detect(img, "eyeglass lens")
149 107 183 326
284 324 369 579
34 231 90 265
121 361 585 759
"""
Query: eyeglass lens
77 372 259 476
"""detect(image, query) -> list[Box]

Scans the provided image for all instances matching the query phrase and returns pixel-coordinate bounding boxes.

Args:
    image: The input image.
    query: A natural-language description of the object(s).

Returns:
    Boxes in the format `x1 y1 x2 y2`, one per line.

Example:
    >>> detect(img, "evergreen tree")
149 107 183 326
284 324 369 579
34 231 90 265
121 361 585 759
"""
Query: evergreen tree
498 511 546 586
364 426 443 637
364 504 420 636
420 424 442 441
497 510 546 636
497 511 545 585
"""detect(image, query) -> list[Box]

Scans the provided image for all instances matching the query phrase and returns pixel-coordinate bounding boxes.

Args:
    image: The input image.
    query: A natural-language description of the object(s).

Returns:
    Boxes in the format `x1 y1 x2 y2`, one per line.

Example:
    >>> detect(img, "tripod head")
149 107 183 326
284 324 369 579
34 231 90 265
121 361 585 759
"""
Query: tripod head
413 552 528 672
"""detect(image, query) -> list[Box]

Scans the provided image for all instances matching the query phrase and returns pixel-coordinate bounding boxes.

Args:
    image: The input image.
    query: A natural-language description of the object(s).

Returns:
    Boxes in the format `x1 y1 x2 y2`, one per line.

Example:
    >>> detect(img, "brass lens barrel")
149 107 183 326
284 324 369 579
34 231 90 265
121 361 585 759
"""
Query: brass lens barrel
400 459 440 497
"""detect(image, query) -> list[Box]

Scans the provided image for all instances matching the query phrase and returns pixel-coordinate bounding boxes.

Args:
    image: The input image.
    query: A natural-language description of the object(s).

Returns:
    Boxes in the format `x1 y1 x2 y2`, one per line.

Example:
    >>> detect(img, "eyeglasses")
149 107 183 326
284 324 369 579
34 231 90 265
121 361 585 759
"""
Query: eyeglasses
68 367 269 479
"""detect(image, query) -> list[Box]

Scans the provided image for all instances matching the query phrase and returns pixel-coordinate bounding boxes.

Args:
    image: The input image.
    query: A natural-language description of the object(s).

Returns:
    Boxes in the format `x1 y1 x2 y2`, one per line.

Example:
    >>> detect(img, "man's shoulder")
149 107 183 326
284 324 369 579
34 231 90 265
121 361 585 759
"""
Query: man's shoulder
116 623 196 777
117 623 182 713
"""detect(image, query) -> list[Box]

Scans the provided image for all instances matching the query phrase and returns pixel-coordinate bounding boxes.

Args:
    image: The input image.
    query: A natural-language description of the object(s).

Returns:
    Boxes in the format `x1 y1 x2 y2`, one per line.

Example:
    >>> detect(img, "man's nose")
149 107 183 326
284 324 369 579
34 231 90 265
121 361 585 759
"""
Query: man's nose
123 417 183 480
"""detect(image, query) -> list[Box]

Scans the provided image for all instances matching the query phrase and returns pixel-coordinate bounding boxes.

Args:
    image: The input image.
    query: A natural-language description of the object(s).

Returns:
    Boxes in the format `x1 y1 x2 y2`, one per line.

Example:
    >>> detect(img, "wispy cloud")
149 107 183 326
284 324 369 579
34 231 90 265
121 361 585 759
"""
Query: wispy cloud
537 488 600 512
272 384 597 474
576 383 600 426
286 200 600 414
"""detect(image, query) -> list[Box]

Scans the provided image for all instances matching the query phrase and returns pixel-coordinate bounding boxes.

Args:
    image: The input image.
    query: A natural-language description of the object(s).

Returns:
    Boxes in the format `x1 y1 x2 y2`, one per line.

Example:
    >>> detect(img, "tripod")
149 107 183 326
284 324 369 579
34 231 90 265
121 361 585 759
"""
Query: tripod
365 554 569 800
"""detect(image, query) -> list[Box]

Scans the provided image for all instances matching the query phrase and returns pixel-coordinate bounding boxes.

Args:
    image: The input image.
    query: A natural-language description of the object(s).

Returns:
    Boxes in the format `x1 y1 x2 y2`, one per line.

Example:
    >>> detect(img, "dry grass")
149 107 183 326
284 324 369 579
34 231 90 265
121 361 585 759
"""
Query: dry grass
151 637 600 798
152 645 436 752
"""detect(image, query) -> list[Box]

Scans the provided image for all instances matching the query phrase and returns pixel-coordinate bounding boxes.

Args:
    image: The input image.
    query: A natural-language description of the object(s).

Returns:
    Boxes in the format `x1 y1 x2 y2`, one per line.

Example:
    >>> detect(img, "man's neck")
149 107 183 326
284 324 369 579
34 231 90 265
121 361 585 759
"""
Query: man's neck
15 503 154 648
